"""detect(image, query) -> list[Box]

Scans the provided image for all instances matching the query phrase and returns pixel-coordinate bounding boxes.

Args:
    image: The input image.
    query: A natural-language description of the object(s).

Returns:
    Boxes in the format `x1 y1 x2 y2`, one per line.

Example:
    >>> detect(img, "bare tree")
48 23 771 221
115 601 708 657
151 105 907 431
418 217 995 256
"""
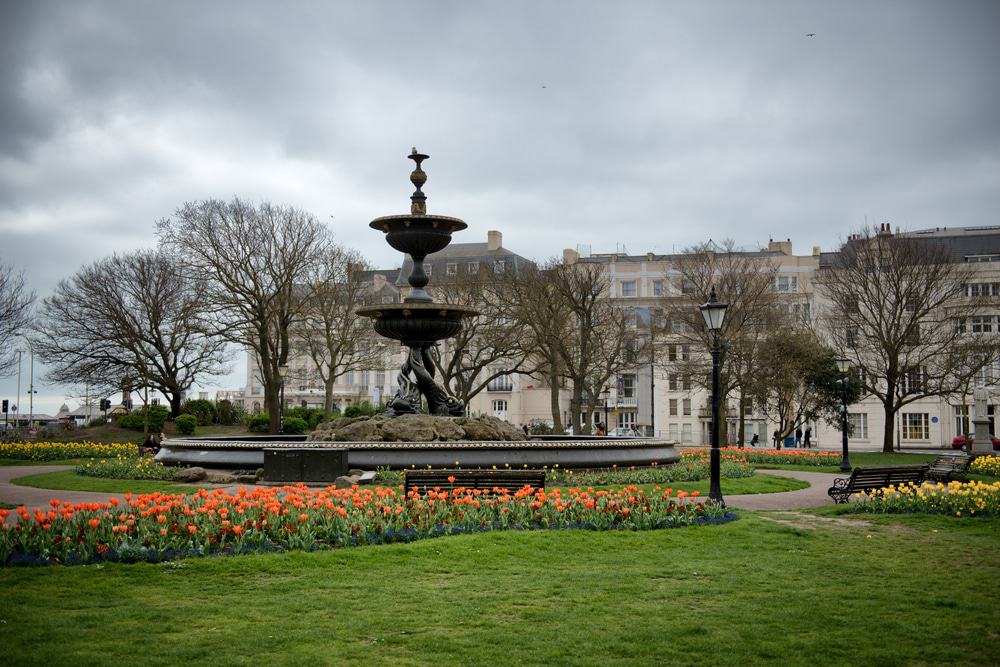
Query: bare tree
816 227 999 452
157 198 329 433
0 264 35 377
506 259 629 435
428 268 531 406
33 251 228 415
656 241 781 443
295 245 383 421
501 261 574 432
749 327 858 445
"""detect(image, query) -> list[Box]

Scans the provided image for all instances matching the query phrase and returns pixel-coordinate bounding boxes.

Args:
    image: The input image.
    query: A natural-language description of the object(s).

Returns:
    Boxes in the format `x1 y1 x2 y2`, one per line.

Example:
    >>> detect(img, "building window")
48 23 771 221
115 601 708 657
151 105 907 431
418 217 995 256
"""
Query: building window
467 262 479 273
425 265 432 276
668 423 679 440
901 367 925 394
493 260 506 273
681 375 691 391
847 413 868 440
774 275 798 292
680 279 696 295
669 399 678 416
846 326 858 347
669 374 678 391
621 374 636 398
668 345 677 361
681 423 693 444
652 280 664 297
971 316 995 334
682 398 691 416
487 375 513 392
954 405 970 436
621 280 637 297
681 345 690 360
901 413 929 440
446 263 457 275
618 412 636 428
491 399 508 413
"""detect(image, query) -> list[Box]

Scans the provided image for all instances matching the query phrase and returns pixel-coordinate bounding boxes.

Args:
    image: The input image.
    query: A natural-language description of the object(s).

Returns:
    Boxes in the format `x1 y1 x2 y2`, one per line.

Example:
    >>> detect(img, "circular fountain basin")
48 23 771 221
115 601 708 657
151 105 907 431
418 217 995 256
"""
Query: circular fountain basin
356 302 480 346
154 436 680 470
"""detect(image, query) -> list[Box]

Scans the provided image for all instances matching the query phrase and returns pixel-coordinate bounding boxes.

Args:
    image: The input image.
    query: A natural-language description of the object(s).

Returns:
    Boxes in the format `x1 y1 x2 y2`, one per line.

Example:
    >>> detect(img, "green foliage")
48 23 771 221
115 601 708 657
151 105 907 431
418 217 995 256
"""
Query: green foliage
247 413 271 433
526 420 556 435
87 417 107 427
215 399 245 426
175 414 197 435
76 455 178 480
547 458 755 486
285 406 325 429
181 399 217 426
343 401 377 418
281 417 308 434
116 405 170 431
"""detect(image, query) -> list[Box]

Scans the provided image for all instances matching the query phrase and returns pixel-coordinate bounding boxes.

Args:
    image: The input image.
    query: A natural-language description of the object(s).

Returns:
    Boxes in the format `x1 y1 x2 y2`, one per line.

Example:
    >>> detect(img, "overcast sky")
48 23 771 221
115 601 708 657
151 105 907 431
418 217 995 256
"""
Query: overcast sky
2 0 998 415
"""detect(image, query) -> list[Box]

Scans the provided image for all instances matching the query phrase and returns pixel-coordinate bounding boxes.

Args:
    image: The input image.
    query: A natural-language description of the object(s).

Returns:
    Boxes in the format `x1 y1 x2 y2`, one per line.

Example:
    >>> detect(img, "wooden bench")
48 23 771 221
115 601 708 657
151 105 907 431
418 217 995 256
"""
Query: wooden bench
925 452 972 482
827 465 929 504
403 469 546 496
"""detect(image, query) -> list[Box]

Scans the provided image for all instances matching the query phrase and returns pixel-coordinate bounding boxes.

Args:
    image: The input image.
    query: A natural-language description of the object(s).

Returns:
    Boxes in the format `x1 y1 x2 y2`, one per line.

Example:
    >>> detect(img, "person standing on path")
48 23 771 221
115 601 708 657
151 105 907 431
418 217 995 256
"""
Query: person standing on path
795 427 803 448
772 430 780 449
804 427 812 448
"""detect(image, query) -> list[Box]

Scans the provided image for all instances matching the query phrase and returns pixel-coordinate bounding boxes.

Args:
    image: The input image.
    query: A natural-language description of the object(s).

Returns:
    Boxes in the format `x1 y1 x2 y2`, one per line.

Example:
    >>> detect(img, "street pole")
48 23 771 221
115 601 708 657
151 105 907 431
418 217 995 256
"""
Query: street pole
709 333 724 504
15 349 23 430
840 374 852 472
28 346 34 431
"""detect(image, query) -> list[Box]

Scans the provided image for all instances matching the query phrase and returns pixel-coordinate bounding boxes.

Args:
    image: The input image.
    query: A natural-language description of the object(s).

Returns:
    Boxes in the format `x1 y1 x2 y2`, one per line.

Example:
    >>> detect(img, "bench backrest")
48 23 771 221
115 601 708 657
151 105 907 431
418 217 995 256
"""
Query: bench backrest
927 453 971 477
404 469 546 495
848 465 928 488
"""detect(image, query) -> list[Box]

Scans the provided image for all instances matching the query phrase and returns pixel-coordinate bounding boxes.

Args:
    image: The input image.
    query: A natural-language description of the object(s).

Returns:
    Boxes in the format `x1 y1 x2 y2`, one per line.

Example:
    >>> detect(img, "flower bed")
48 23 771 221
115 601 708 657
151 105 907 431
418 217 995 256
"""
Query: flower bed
547 459 754 486
76 455 176 481
850 480 1000 518
682 447 841 467
970 455 1000 477
0 484 730 566
0 441 138 462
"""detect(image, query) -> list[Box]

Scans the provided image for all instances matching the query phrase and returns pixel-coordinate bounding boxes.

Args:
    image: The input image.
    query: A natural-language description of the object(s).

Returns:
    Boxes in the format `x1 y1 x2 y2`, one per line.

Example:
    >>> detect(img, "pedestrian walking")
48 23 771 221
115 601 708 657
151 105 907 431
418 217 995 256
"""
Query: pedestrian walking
794 427 803 448
750 433 759 447
804 427 812 448
772 430 779 449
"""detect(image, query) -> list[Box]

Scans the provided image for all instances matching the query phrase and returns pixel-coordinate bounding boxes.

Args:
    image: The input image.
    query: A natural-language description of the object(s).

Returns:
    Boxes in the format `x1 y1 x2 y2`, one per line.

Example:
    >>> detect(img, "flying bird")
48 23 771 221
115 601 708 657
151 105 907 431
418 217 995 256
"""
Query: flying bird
806 33 816 37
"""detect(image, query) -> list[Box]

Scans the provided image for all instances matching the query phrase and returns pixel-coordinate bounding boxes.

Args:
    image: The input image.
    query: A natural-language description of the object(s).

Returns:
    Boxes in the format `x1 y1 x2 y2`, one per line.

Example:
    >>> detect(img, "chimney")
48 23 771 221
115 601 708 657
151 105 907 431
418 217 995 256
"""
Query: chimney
812 245 821 256
563 248 579 265
487 230 502 251
767 239 793 255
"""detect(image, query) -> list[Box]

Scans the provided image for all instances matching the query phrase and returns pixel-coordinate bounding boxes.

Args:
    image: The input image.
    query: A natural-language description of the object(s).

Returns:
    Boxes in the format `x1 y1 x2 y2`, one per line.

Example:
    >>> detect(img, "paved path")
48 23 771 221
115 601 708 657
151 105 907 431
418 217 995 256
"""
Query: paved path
2 466 844 523
725 469 840 510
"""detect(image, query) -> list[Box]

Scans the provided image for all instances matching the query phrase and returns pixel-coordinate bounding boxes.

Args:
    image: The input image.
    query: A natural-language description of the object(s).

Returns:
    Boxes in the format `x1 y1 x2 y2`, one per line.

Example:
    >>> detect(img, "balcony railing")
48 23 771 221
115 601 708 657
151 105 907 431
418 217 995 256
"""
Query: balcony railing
616 396 637 407
487 383 513 392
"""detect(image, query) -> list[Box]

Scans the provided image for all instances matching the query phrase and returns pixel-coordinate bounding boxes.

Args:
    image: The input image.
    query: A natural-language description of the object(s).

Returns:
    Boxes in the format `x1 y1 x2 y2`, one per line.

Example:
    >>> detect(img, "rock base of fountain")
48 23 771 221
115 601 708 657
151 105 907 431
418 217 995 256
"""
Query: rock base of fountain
309 414 528 443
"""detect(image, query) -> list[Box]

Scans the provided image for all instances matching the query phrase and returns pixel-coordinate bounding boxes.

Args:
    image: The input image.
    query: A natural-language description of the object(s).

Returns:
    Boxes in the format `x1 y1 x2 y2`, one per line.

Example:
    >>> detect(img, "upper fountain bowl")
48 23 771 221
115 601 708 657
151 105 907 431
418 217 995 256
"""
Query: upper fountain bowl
369 214 468 257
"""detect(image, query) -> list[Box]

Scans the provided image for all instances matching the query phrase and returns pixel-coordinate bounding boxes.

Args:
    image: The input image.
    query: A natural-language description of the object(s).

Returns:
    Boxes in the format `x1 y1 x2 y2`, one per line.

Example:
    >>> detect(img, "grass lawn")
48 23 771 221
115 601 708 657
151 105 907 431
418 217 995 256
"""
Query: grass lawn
754 451 937 473
0 458 84 466
0 511 996 666
584 474 809 496
9 470 208 495
7 469 805 501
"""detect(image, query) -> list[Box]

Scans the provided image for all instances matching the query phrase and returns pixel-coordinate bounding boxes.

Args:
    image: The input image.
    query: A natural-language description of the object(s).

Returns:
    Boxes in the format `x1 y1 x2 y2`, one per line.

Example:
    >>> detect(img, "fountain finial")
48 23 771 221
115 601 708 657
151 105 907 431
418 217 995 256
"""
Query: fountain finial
408 148 429 215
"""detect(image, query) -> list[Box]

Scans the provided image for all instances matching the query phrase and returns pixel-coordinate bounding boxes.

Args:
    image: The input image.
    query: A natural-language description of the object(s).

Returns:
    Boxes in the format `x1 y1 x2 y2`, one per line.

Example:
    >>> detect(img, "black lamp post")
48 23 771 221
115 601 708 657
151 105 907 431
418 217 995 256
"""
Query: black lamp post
600 385 610 435
835 356 852 472
278 364 289 431
699 286 728 505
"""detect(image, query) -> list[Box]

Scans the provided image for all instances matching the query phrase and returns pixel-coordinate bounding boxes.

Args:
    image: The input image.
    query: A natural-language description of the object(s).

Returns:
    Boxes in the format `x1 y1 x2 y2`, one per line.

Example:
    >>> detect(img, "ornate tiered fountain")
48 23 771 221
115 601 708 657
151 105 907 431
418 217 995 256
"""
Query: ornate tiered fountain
356 149 479 417
155 150 680 475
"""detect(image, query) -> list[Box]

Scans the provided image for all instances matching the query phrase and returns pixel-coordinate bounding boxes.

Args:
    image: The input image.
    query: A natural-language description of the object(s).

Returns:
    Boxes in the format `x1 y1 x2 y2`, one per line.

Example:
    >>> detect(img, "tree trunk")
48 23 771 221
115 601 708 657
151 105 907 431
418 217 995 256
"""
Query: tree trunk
168 393 182 419
882 402 896 453
324 379 335 422
548 370 563 433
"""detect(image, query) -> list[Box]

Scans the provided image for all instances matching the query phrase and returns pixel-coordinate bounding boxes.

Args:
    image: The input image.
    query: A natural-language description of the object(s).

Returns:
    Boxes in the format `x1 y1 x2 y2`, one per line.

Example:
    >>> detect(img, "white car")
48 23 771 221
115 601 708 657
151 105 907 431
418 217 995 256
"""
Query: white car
608 427 641 437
